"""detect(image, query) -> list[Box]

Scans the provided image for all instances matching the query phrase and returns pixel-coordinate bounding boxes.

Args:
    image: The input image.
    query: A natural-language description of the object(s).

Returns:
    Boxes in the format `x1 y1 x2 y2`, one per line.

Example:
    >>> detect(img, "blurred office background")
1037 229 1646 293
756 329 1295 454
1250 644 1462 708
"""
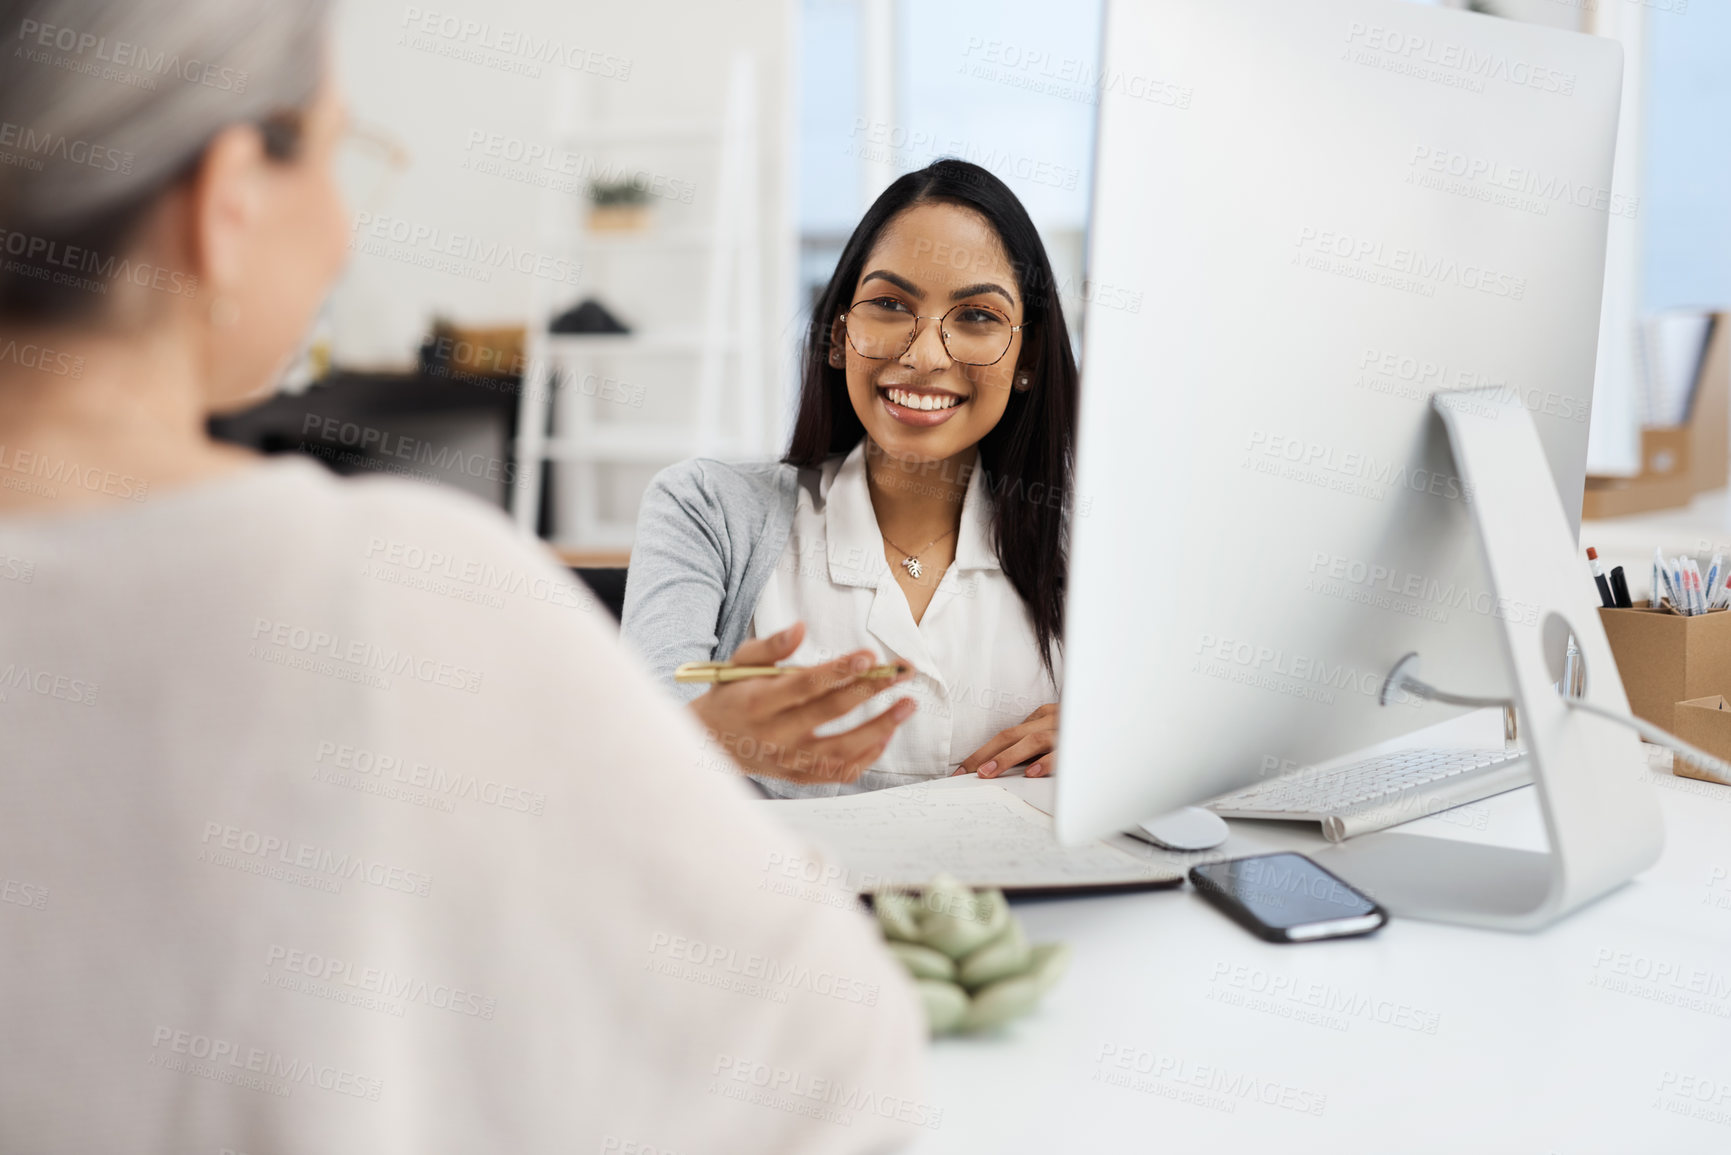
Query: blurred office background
213 0 1731 559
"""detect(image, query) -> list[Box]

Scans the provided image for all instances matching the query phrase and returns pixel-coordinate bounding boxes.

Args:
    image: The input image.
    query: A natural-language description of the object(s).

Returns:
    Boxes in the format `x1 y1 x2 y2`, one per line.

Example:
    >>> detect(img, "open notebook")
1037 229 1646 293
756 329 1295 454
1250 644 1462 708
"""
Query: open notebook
764 776 1184 896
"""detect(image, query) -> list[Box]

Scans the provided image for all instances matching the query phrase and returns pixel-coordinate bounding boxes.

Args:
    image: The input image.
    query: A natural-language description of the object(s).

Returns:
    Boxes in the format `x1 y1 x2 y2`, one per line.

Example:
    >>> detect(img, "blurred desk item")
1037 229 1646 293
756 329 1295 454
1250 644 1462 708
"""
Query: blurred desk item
210 367 528 516
1583 311 1727 518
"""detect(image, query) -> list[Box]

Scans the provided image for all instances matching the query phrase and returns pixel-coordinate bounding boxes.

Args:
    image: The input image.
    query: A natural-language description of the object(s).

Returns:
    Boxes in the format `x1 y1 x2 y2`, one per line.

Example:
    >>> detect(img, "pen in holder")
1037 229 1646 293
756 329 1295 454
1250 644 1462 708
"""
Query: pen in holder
1598 605 1731 731
1560 635 1585 700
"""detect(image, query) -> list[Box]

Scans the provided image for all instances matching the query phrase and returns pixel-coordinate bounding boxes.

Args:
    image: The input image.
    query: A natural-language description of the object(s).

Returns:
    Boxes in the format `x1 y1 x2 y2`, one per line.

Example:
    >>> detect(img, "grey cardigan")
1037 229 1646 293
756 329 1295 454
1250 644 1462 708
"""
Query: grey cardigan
621 457 808 703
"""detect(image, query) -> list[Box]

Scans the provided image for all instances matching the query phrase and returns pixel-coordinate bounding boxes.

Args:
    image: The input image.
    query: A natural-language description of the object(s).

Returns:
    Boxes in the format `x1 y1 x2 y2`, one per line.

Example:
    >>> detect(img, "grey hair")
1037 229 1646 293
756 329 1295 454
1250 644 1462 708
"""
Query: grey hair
0 0 331 317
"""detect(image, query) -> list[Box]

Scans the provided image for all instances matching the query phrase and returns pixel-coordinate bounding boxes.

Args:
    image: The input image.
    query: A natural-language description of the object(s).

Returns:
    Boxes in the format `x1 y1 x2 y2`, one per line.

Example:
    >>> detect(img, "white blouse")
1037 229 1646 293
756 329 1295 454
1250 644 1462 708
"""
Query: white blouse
748 441 1062 798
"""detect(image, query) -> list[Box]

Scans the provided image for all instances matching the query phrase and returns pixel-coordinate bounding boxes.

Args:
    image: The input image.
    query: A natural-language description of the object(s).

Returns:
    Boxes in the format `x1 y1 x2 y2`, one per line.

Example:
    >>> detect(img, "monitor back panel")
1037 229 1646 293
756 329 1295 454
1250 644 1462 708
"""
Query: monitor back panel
1058 0 1622 841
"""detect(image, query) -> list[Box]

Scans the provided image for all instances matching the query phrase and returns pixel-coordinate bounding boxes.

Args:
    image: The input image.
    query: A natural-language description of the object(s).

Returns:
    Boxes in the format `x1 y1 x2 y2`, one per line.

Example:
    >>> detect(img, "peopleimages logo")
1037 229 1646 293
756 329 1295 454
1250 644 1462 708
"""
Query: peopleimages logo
302 415 522 488
1353 347 1589 424
248 618 484 694
1093 1043 1328 1116
0 877 48 910
349 213 583 286
460 130 695 205
0 119 133 173
1192 631 1422 709
0 662 98 706
1407 145 1638 220
313 740 548 814
265 944 498 1019
960 37 1193 110
199 821 434 897
1306 550 1540 627
399 8 632 80
15 19 249 92
648 932 880 1006
709 1054 943 1130
1343 20 1576 96
1243 429 1475 504
1294 227 1526 301
0 227 199 298
148 1027 382 1100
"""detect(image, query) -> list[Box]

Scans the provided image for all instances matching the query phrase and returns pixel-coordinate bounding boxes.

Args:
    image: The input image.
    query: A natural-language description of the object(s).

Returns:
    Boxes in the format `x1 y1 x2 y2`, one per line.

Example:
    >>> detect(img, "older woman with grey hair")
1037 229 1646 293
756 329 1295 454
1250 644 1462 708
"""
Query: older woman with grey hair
0 2 925 1151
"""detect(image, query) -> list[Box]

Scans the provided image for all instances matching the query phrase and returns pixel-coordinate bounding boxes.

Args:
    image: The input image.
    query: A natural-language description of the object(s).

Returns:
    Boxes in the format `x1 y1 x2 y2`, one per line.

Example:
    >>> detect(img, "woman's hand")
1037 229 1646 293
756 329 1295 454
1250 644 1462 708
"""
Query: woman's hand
954 702 1059 779
689 622 917 786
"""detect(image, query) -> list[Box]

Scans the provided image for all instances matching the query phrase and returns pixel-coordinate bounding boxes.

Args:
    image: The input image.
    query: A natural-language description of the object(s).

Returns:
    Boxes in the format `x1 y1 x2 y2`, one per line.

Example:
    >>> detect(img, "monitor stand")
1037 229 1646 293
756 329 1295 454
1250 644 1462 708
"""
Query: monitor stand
1314 389 1664 931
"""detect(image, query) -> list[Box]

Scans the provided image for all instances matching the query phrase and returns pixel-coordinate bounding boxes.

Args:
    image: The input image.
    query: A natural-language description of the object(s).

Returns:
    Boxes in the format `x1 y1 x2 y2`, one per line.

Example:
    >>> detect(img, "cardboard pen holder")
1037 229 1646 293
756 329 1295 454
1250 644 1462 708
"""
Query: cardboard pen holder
1597 606 1731 731
1672 696 1731 785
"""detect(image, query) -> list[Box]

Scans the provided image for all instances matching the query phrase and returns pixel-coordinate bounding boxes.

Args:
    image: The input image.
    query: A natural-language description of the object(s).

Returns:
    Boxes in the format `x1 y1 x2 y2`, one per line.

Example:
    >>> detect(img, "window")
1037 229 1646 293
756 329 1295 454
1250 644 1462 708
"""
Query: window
798 0 1102 325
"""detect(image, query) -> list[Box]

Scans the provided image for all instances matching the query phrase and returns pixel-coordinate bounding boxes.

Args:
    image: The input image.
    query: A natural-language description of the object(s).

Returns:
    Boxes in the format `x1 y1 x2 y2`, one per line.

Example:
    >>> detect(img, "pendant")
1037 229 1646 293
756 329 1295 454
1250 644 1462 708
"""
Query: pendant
902 556 922 579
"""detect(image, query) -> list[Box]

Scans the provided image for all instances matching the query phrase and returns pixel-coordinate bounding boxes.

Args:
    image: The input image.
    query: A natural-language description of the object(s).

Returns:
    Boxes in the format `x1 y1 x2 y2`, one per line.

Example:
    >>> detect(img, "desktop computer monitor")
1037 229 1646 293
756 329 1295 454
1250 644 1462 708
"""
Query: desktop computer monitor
1057 0 1629 851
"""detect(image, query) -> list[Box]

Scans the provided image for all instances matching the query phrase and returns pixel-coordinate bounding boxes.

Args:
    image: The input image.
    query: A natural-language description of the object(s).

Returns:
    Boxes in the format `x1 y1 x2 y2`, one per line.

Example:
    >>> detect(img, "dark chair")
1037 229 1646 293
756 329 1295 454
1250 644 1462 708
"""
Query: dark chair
571 567 628 623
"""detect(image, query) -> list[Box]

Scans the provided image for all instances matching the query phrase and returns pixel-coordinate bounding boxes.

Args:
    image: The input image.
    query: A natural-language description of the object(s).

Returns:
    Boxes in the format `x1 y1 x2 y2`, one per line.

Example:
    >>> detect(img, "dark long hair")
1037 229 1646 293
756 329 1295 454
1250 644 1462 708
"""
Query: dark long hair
784 159 1080 677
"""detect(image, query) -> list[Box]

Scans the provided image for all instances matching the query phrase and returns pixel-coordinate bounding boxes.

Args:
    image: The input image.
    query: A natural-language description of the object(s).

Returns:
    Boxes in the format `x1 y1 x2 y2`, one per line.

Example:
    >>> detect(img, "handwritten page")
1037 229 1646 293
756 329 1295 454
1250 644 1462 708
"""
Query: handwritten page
765 776 1184 893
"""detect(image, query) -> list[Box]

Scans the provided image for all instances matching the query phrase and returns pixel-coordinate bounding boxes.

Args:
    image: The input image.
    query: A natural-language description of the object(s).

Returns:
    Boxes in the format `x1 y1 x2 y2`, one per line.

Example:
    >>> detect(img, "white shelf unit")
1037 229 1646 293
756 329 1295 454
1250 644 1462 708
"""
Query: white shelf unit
511 55 767 549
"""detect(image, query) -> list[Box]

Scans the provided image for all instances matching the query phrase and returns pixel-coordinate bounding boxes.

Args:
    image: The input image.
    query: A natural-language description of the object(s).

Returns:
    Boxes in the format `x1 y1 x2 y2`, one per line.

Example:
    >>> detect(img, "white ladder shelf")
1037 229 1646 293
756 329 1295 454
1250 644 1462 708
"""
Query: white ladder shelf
511 54 765 548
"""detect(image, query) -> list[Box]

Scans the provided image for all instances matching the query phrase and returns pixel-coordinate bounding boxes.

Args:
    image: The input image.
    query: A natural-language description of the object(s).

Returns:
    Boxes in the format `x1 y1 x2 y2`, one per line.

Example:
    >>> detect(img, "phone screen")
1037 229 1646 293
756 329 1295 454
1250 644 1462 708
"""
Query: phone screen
1192 852 1377 931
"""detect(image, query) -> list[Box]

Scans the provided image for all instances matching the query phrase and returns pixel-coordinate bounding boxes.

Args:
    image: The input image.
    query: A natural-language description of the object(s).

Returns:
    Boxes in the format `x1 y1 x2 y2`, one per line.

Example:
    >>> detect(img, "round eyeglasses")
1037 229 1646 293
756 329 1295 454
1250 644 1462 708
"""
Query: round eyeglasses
840 298 1026 367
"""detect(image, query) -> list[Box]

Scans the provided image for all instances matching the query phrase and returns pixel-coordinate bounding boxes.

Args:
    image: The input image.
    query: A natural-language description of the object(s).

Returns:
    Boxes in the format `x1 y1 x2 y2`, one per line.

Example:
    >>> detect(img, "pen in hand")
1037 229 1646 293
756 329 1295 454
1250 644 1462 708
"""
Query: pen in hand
676 660 908 684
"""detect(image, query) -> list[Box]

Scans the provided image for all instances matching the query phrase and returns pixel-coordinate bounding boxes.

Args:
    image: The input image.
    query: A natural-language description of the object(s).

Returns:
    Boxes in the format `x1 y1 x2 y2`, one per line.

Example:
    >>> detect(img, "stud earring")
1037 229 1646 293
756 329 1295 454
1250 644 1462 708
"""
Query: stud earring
1013 372 1032 391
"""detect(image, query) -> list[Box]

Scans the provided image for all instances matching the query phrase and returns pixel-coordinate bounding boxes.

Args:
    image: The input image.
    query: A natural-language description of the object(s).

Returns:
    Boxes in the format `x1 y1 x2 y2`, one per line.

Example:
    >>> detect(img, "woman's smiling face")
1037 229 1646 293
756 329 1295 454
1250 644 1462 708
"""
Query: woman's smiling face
832 200 1027 467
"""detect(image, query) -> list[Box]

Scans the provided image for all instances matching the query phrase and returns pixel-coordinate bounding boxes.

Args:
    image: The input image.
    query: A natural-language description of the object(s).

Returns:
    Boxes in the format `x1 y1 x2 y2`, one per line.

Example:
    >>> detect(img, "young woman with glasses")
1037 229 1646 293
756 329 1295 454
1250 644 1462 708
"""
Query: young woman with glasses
625 159 1079 796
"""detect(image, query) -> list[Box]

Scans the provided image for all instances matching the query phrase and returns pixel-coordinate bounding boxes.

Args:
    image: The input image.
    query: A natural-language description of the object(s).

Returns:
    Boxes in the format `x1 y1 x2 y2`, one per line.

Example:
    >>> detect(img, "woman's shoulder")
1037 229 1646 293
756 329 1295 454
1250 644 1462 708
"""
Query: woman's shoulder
271 456 547 553
648 456 801 506
640 456 815 540
236 457 594 615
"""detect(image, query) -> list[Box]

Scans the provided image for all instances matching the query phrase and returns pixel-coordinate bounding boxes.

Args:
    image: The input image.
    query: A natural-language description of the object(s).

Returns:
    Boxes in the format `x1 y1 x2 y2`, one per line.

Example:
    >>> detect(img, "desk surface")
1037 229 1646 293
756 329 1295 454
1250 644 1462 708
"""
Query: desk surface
899 495 1731 1151
913 716 1731 1153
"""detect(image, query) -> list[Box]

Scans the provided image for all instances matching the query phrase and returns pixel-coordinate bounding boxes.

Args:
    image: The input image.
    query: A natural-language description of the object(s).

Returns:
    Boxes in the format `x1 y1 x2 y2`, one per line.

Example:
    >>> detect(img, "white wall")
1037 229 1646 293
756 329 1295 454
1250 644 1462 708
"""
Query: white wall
327 0 797 431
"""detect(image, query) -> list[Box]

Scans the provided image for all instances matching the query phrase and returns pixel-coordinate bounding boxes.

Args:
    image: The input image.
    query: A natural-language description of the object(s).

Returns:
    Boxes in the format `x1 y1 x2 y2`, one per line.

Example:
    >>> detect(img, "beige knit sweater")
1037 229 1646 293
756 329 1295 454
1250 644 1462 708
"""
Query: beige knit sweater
0 456 929 1154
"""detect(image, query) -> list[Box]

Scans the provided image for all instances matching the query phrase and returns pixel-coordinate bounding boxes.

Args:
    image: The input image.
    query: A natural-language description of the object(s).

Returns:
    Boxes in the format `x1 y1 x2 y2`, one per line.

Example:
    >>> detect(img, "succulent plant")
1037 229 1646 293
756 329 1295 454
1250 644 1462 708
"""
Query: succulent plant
587 178 652 207
874 875 1071 1036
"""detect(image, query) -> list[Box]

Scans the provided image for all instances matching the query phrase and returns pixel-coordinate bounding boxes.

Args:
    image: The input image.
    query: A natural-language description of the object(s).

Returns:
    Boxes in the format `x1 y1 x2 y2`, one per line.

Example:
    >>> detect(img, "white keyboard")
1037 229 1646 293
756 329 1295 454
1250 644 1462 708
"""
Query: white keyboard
1207 747 1531 842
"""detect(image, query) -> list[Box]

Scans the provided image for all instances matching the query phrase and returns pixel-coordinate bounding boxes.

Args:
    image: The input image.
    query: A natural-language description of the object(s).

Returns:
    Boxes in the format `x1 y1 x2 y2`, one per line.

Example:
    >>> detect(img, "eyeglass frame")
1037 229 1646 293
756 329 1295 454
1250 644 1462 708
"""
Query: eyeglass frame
837 298 1029 368
255 107 410 169
252 109 410 217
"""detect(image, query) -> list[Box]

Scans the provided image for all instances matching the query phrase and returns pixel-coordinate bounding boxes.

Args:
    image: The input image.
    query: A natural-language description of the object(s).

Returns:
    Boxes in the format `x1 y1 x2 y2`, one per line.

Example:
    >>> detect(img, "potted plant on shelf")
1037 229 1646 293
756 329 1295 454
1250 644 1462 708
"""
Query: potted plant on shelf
586 177 653 233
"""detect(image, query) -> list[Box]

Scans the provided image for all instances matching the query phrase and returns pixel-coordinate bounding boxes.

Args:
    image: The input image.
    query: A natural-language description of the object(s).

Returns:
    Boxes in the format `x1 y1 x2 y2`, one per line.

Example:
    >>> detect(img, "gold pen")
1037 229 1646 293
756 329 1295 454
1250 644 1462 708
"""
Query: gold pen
674 660 909 685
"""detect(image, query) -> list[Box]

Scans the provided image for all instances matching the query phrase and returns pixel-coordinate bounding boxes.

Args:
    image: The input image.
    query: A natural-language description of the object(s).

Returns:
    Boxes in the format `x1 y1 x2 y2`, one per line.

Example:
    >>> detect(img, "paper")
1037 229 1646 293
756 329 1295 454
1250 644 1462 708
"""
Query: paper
765 776 1182 893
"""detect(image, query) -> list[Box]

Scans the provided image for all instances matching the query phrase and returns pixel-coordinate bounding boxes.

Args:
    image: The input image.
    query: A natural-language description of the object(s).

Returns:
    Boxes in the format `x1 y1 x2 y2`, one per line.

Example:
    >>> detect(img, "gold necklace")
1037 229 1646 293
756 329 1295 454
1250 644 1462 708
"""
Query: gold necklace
881 526 957 580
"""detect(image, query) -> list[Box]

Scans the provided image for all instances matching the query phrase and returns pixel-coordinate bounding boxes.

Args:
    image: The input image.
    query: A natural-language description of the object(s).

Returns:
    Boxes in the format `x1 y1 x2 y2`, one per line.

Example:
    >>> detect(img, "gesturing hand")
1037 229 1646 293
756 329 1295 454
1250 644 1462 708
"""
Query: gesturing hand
953 702 1059 779
689 622 917 787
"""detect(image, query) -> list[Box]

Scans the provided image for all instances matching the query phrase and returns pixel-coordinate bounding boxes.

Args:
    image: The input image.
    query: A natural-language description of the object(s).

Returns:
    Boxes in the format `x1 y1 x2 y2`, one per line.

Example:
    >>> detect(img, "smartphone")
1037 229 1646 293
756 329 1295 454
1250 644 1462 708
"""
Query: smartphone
1188 852 1387 943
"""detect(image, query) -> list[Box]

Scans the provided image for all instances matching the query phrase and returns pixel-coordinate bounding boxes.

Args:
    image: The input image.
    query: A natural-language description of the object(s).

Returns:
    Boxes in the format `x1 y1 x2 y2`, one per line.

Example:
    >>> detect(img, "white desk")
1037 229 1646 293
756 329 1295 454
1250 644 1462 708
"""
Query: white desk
912 748 1731 1152
899 496 1731 1151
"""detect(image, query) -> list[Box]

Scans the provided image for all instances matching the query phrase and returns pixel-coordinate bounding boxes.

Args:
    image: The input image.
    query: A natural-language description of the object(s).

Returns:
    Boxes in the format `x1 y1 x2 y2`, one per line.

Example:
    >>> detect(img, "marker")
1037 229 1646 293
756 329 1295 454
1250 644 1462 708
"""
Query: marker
1657 548 1680 612
1586 547 1614 609
1609 565 1632 609
1708 554 1724 611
